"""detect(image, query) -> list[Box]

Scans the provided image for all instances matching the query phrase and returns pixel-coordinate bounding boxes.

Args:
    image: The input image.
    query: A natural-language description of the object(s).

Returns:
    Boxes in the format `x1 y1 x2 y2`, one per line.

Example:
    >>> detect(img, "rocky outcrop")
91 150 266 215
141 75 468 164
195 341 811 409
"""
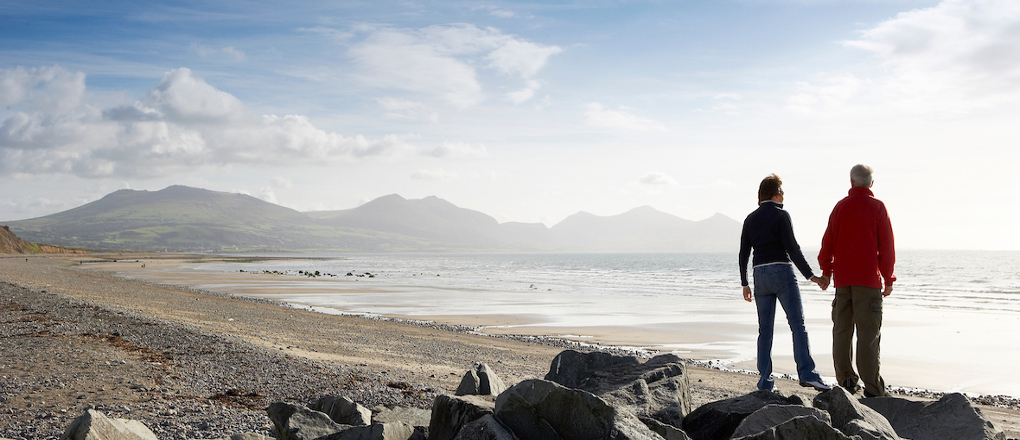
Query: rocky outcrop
60 409 158 440
731 404 832 439
494 378 664 440
861 393 1007 440
450 415 515 440
813 387 904 440
0 225 89 254
732 415 852 440
47 350 1009 440
312 395 373 426
373 405 432 428
455 363 507 397
316 422 421 440
681 390 805 440
544 350 692 426
428 394 496 440
267 401 347 440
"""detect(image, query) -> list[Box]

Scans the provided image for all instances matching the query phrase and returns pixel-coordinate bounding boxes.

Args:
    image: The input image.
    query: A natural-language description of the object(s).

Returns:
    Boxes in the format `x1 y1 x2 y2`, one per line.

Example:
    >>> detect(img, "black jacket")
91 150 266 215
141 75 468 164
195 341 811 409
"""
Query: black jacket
739 201 815 286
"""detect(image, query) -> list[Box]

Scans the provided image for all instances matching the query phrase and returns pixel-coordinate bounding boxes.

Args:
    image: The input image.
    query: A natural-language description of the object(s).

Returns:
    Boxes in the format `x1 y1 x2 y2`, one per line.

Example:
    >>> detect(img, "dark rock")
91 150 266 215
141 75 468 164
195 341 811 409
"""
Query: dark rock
428 394 496 440
639 416 692 440
494 378 664 440
311 396 373 426
545 350 692 423
60 409 158 440
455 363 507 397
813 387 902 440
731 404 831 438
267 401 346 440
732 415 852 440
451 415 515 440
861 393 1006 440
317 422 420 440
544 349 641 388
681 390 804 440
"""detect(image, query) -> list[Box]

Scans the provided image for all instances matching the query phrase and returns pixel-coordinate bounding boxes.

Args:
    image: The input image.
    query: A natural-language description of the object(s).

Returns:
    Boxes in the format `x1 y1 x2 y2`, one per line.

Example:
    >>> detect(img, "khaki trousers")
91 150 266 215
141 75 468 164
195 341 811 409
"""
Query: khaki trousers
832 285 887 397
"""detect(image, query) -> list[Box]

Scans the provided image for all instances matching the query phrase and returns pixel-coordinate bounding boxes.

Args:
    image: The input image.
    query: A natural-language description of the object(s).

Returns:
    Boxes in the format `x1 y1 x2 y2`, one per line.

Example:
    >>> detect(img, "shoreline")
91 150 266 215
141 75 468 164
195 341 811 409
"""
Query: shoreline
87 254 1020 399
79 255 1020 408
2 253 1018 439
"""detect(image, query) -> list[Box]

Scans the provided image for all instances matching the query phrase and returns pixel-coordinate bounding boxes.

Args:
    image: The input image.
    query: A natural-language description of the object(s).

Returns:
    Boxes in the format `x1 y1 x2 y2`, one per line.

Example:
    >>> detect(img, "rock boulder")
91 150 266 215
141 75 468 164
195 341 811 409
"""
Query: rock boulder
311 396 373 426
494 378 664 440
428 394 496 440
861 393 1006 440
681 390 804 440
267 401 346 440
455 363 507 397
60 409 158 440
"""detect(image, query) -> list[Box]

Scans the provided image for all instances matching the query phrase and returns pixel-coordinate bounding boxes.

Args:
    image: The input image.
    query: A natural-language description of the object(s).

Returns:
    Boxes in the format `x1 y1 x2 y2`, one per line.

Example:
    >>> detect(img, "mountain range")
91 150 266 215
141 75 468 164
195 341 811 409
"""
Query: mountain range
3 185 741 253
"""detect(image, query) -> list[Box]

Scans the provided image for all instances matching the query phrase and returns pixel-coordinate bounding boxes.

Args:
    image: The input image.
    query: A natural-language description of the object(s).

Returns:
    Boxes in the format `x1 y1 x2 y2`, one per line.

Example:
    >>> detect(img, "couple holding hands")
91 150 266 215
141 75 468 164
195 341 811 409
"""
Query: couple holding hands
738 164 897 398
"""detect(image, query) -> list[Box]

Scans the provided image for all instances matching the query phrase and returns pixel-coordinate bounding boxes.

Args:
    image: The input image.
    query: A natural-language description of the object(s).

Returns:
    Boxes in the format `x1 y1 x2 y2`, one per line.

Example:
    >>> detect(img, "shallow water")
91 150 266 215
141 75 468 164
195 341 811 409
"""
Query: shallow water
121 251 1020 397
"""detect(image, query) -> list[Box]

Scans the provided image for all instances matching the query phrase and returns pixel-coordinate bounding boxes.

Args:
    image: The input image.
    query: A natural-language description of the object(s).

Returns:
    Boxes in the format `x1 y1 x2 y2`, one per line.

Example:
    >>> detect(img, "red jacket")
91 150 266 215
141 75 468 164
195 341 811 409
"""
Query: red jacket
818 187 896 289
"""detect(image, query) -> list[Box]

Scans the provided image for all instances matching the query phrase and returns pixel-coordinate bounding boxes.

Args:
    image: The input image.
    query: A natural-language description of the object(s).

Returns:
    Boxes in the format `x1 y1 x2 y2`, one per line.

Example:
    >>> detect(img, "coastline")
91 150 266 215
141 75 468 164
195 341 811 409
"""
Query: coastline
86 254 1020 399
1 254 1018 439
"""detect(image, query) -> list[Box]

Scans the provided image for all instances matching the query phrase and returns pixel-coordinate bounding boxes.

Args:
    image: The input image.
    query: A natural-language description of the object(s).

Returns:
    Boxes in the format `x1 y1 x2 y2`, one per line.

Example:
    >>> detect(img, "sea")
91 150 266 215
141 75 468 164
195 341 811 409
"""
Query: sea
135 250 1020 398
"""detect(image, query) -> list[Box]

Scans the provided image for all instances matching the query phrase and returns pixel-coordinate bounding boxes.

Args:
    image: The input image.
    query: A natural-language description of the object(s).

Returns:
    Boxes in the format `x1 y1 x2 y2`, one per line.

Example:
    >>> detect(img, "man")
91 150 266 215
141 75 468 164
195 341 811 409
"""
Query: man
818 164 896 397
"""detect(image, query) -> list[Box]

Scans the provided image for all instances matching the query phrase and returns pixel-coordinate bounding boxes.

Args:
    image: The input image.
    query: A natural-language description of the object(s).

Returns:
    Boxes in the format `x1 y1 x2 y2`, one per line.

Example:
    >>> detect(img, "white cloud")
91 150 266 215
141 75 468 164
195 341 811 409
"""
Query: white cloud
0 66 416 178
346 24 561 108
378 97 439 122
0 65 85 113
584 103 668 132
785 74 868 115
793 0 1020 116
507 80 540 104
638 172 677 186
427 141 488 158
257 187 278 204
490 9 517 18
411 168 458 181
270 176 293 189
486 39 562 78
193 44 246 62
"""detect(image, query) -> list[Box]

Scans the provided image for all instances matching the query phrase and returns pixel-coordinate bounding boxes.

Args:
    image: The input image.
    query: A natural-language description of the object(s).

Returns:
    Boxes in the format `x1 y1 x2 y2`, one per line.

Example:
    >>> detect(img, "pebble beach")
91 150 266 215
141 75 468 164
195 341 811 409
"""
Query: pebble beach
2 254 1018 439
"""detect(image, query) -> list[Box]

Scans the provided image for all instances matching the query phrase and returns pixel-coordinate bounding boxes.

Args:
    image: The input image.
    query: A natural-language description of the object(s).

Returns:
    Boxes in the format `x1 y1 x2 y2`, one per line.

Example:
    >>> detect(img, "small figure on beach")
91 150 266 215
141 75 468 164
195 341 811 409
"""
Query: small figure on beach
817 164 896 397
739 173 831 392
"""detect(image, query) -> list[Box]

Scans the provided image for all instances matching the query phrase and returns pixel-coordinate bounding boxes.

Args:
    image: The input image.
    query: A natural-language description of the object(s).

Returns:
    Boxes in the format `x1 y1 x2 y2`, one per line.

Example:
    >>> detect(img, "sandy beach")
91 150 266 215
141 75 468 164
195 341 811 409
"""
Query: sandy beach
2 254 1018 439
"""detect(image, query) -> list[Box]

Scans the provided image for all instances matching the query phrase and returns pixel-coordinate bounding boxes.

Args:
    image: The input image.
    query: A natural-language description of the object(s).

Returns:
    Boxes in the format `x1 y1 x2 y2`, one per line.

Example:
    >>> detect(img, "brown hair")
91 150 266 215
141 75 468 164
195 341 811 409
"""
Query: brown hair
758 173 783 202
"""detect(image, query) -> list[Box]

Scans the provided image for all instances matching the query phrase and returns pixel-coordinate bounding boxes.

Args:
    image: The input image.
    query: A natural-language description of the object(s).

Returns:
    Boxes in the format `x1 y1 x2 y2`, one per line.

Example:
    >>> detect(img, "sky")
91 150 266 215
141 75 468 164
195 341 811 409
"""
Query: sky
2 0 1019 251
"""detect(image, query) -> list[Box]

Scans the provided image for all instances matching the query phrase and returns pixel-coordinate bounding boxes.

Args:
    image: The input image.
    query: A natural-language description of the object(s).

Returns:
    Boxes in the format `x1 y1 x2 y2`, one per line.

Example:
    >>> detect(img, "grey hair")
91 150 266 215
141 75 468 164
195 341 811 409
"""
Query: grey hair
850 164 874 187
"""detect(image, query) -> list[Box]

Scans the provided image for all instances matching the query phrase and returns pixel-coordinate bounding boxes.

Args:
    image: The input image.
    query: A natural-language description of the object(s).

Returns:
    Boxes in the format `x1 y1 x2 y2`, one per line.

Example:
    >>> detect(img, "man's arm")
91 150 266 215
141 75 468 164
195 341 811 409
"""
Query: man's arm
877 203 896 295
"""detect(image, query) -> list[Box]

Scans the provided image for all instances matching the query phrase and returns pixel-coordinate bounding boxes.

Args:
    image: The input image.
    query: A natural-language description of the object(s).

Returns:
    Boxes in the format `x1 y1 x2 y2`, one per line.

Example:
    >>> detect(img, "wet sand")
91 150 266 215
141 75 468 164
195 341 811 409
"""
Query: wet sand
2 254 1017 438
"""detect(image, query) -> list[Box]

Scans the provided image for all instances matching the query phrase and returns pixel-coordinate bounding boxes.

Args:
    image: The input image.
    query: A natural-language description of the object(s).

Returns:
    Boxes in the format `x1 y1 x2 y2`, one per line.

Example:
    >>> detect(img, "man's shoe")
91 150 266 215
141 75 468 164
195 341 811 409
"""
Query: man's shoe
841 378 861 394
799 379 832 391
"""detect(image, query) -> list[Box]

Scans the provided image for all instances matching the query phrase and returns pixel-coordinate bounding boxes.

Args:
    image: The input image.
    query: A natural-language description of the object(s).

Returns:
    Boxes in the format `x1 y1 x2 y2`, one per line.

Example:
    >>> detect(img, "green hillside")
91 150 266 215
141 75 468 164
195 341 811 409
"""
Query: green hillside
6 186 429 252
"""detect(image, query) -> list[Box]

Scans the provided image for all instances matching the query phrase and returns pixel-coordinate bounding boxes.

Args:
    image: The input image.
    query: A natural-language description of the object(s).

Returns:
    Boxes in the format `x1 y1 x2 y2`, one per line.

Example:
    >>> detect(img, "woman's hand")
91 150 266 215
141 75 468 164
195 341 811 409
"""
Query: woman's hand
742 285 753 302
810 276 830 290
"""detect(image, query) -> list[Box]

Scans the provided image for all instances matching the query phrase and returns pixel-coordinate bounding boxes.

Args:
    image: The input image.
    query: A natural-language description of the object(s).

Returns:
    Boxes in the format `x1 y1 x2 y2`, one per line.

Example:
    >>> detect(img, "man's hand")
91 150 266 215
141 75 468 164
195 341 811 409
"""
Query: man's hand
883 284 893 297
742 285 753 302
813 275 831 290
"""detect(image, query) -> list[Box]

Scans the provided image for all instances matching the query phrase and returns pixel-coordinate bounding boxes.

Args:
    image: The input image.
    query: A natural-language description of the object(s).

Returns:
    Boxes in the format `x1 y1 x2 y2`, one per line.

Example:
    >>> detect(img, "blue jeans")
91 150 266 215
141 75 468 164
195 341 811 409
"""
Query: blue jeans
753 263 822 390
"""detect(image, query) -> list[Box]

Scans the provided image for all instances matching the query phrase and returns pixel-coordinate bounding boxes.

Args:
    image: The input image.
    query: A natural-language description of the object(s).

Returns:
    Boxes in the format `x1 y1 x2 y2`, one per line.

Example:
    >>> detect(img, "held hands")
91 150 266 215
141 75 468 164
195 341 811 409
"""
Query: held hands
811 275 831 291
742 285 753 302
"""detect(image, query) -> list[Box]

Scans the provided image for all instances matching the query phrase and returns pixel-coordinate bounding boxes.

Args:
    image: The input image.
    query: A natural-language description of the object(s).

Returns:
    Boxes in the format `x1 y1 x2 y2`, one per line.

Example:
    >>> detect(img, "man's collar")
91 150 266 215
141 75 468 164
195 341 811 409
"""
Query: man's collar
759 200 784 208
849 187 875 197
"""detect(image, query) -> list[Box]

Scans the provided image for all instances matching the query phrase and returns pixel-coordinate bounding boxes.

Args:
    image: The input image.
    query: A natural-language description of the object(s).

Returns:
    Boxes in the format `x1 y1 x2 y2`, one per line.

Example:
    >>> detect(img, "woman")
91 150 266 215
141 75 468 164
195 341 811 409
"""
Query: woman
738 173 830 392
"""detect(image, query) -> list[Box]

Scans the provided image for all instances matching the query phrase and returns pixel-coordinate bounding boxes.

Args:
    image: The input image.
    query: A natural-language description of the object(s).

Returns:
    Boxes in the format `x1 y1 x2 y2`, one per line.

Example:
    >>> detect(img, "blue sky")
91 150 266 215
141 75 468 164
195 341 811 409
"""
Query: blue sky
3 0 1020 250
